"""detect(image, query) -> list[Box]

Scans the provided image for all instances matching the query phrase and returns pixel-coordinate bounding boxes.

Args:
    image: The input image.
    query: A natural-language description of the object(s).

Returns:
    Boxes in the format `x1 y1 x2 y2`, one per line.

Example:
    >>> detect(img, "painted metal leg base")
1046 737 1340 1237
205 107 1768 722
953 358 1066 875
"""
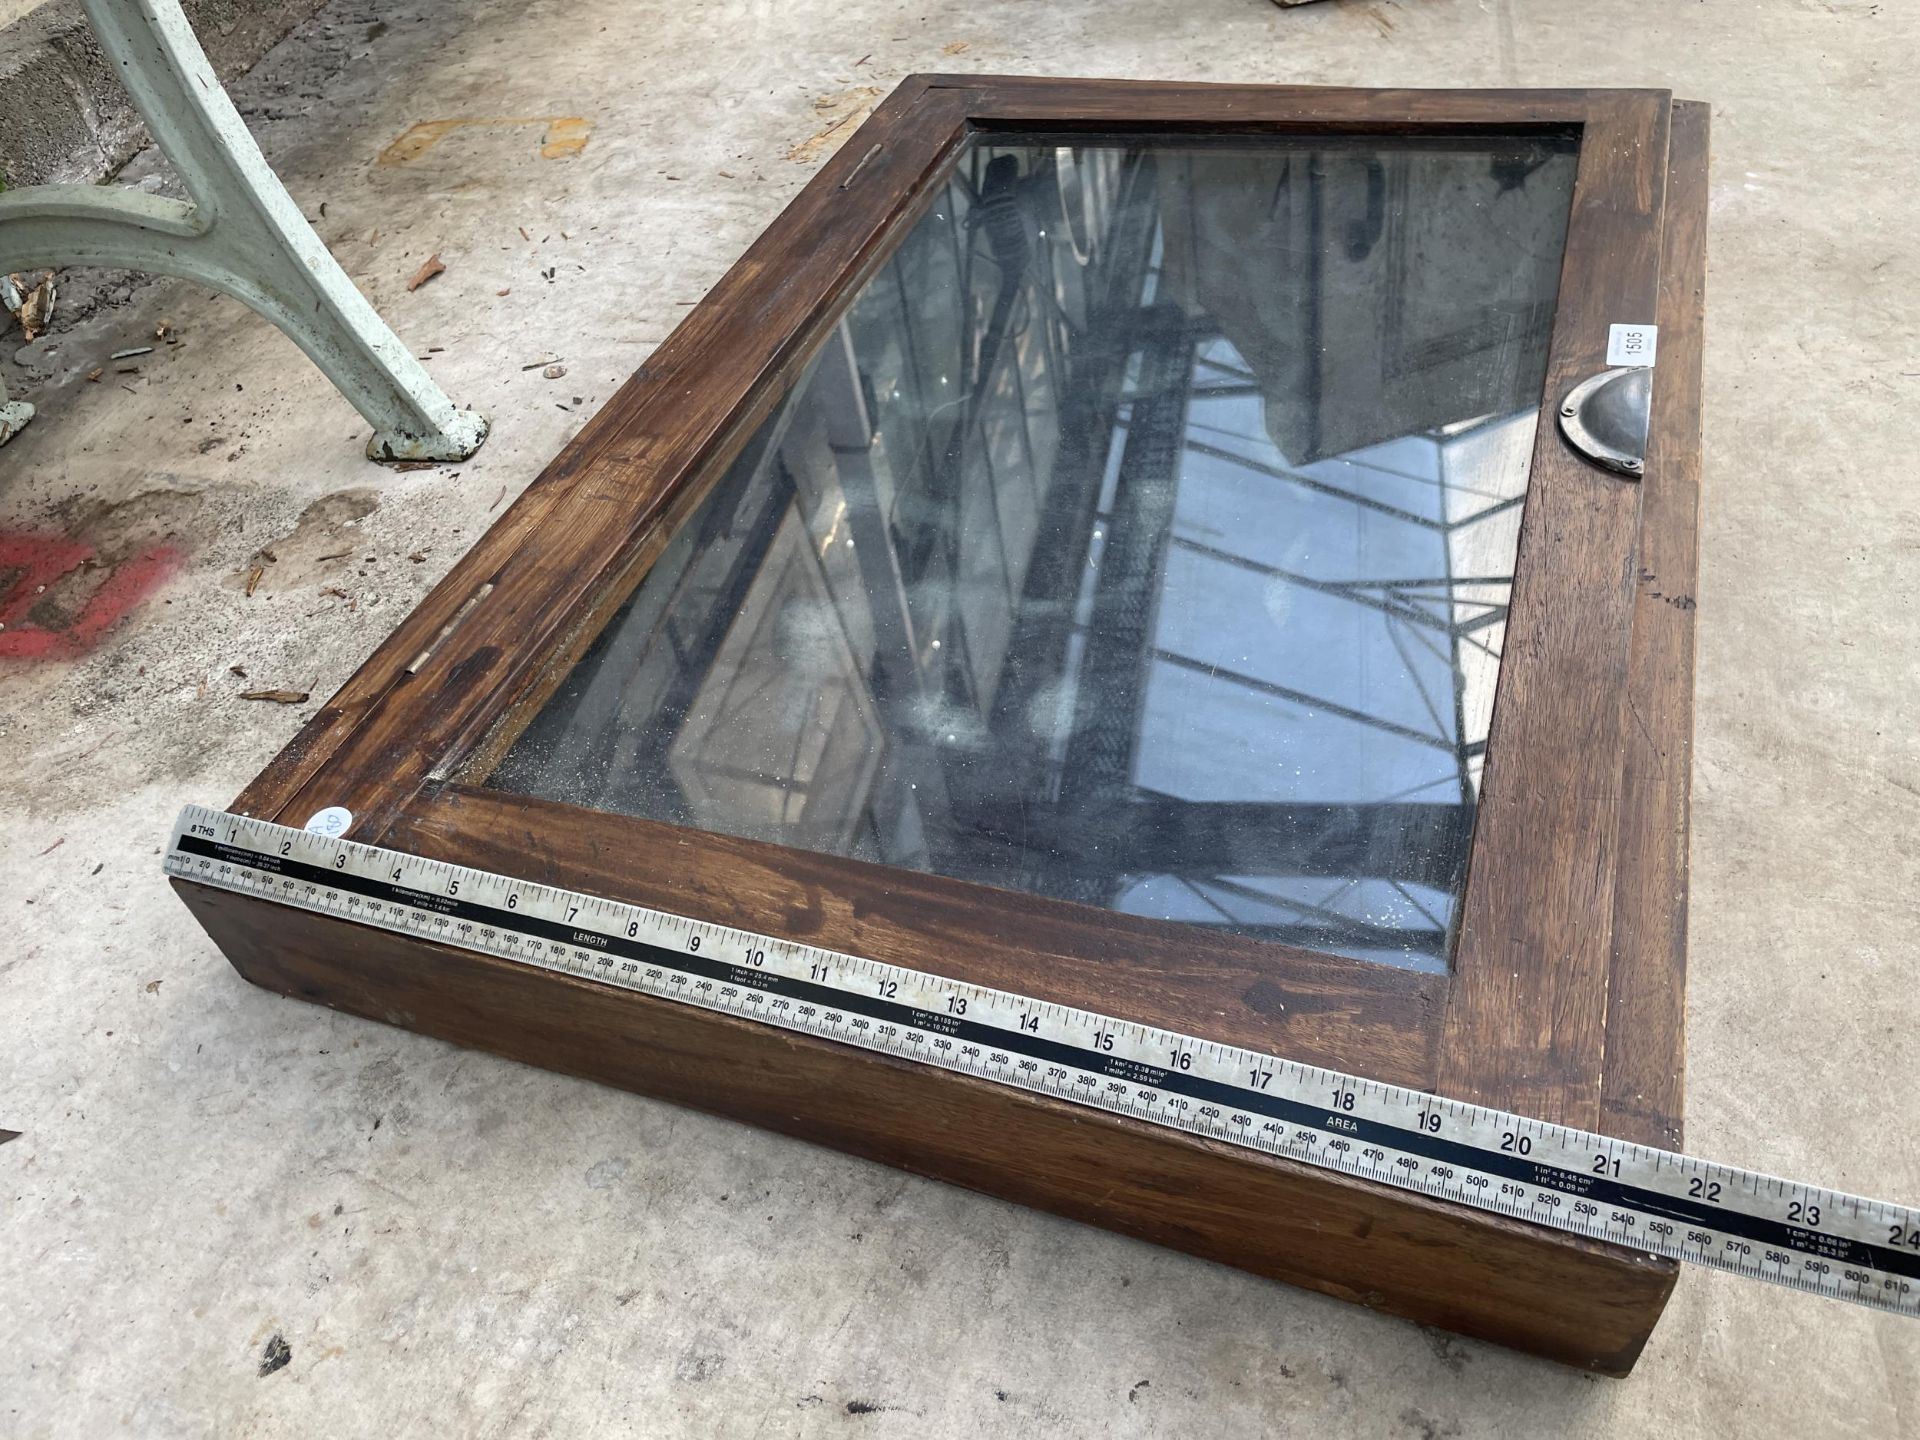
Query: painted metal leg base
0 398 35 446
0 0 487 463
369 409 490 463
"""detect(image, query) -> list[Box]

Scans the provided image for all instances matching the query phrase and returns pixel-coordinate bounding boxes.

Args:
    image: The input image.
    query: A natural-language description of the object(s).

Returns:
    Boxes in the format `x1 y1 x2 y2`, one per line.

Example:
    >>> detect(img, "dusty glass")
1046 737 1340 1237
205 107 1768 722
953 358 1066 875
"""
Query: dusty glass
488 131 1580 970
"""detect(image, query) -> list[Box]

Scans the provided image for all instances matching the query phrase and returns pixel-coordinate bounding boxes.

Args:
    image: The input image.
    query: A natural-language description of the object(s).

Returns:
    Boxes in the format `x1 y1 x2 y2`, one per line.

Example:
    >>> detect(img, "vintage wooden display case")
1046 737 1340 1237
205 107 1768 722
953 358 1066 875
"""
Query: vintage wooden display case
174 76 1708 1373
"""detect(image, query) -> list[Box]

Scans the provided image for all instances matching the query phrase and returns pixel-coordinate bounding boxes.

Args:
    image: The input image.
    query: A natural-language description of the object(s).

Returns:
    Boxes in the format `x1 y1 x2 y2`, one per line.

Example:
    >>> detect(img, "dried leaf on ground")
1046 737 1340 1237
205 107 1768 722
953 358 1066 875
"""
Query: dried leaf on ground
245 564 264 597
8 271 58 341
407 254 447 291
239 689 310 704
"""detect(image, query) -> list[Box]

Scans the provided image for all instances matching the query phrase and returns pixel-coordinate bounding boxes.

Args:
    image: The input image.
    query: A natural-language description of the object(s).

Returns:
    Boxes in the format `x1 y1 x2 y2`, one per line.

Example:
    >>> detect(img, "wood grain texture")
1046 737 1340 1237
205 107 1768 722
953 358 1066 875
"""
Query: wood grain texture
181 78 1713 1371
386 785 1446 1087
1599 100 1709 1150
175 878 1679 1376
1435 91 1673 1132
928 73 1609 126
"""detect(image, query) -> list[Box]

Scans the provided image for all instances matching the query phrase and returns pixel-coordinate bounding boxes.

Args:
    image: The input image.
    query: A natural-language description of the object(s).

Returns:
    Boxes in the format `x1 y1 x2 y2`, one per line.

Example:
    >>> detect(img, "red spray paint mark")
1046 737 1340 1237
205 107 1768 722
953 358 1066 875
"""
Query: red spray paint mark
0 530 179 660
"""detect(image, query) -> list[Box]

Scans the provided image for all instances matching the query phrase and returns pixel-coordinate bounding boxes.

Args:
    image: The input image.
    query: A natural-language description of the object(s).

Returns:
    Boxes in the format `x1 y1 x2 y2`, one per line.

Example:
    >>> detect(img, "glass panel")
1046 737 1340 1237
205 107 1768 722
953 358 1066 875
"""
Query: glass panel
487 129 1580 971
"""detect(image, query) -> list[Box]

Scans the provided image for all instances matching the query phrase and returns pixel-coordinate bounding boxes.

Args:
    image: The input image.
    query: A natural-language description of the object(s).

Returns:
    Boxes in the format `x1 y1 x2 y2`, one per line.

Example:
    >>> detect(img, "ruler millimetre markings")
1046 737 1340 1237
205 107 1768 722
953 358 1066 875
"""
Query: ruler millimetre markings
165 804 1920 1317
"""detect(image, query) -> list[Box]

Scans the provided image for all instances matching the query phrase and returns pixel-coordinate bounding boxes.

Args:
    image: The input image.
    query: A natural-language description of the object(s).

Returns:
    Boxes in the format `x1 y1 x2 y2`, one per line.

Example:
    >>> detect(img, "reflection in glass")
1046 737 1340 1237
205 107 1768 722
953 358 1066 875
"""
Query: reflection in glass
489 132 1579 970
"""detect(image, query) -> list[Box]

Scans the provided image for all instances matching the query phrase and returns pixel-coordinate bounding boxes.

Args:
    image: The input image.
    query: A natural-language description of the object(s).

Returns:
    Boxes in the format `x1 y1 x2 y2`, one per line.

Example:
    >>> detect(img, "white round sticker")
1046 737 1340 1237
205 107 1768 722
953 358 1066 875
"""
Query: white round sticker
303 806 354 838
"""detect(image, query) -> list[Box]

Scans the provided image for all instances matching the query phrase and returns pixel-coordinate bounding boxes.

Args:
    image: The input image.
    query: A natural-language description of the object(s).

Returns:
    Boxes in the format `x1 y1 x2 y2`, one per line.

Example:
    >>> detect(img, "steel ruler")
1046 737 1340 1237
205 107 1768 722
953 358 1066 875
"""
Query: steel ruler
165 804 1920 1317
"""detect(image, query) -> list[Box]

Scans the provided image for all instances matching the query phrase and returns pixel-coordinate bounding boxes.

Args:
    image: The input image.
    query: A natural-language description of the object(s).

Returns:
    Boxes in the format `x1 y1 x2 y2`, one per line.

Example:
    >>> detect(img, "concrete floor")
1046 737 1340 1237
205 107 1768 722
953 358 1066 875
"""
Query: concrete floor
3 0 1917 1434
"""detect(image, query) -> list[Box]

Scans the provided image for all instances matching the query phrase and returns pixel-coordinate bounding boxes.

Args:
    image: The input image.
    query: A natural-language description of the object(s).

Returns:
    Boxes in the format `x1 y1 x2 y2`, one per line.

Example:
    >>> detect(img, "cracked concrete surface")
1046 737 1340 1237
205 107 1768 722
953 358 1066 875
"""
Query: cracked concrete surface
3 0 1918 1435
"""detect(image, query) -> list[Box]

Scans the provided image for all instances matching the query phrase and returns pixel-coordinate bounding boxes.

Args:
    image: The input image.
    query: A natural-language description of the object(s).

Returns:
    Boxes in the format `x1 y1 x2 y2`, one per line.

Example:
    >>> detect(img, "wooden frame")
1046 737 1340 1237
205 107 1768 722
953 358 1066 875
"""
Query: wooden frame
173 77 1708 1374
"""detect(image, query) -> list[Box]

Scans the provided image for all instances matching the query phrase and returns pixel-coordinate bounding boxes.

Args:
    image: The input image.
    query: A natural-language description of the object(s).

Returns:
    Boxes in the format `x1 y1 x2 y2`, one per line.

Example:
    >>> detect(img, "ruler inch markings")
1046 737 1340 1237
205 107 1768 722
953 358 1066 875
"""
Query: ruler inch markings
164 804 1920 1317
